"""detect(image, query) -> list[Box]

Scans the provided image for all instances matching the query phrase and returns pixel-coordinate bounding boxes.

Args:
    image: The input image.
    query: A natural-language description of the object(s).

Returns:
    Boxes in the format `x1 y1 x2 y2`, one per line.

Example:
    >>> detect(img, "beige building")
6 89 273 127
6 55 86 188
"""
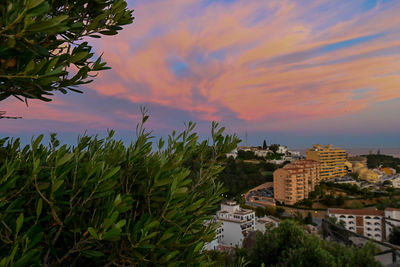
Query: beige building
273 159 320 205
353 162 380 183
306 144 346 180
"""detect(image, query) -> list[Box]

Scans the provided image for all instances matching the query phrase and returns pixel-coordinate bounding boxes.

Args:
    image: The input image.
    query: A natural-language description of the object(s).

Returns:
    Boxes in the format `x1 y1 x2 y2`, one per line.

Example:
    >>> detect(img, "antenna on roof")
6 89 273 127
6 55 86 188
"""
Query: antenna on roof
245 132 248 146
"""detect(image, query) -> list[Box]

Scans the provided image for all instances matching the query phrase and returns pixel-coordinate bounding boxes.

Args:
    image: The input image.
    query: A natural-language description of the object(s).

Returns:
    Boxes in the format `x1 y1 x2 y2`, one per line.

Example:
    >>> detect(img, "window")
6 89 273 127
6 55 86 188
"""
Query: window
367 234 372 237
339 215 346 219
367 228 372 231
365 216 371 219
349 215 355 219
375 228 380 231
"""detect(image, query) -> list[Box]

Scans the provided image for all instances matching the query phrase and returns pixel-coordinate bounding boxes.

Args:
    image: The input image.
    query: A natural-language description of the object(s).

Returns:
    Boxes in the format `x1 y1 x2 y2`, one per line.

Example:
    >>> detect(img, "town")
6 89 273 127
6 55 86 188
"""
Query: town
206 142 400 264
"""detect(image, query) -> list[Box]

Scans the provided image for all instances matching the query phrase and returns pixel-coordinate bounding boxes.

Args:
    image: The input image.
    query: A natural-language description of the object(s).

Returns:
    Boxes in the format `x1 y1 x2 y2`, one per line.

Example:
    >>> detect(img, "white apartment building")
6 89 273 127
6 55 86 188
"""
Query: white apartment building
203 218 223 250
385 208 400 240
328 208 400 241
216 201 255 247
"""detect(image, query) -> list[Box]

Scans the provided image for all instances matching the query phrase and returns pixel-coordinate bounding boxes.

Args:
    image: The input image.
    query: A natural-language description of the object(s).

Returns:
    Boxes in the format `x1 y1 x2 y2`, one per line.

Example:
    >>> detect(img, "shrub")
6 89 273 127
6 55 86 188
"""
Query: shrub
0 114 239 266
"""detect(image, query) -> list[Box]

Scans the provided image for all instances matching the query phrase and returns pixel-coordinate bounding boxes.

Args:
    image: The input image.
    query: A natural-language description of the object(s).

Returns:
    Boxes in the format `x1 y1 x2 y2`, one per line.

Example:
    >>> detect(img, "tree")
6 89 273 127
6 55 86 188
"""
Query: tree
389 226 400 246
0 0 133 104
255 207 266 217
304 212 314 225
269 144 279 154
241 220 380 267
262 140 267 149
0 113 240 266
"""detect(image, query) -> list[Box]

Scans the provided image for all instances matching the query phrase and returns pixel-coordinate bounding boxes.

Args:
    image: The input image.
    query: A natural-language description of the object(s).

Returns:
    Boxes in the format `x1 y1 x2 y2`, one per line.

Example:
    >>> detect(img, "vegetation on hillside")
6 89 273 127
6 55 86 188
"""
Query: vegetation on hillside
217 157 277 198
210 220 380 267
364 154 400 172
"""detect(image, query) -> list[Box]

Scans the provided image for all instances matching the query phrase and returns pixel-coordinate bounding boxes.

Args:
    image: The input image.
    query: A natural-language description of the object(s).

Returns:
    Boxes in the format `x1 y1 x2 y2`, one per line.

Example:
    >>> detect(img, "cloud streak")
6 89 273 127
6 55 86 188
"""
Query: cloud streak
2 0 400 146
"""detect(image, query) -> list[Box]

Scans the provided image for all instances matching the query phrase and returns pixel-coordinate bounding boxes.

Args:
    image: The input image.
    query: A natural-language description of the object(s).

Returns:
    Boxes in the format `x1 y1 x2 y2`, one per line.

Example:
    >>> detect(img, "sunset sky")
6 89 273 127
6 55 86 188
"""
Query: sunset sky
2 0 400 148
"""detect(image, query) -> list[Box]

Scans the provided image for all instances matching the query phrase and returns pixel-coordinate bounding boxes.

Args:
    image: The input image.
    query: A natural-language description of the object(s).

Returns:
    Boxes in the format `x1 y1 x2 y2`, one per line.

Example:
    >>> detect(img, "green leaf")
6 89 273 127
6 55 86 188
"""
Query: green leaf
81 250 104 258
102 228 121 241
102 166 120 181
36 198 42 218
193 241 204 252
14 250 37 267
69 52 89 63
143 220 159 233
115 219 126 229
87 227 98 239
51 180 64 192
26 0 45 10
25 60 35 73
56 153 74 166
16 213 24 235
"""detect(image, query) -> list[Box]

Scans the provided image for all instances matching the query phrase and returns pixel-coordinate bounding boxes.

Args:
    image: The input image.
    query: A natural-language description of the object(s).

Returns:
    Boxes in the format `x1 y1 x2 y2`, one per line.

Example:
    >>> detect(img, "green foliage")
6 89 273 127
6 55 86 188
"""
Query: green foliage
0 113 239 266
0 0 133 103
268 144 279 154
242 221 380 267
389 226 400 246
364 154 400 172
217 158 277 198
304 212 314 225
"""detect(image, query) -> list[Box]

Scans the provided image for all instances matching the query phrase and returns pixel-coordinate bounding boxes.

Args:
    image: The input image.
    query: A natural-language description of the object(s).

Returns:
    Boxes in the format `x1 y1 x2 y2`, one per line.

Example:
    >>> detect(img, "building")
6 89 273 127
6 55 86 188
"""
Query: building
277 146 288 155
385 208 400 240
255 216 280 233
353 162 380 183
327 208 400 241
226 149 238 159
203 218 223 251
389 176 400 188
216 201 255 247
306 144 346 180
273 159 320 205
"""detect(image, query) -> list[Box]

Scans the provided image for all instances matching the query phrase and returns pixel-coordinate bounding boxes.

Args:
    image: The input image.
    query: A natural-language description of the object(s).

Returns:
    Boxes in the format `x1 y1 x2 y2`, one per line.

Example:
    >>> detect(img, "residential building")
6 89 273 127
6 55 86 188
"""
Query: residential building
390 176 400 188
255 216 280 233
203 218 223 250
226 149 238 159
277 146 288 155
385 208 400 240
306 144 346 180
327 208 400 241
216 201 255 247
273 159 320 205
353 162 380 183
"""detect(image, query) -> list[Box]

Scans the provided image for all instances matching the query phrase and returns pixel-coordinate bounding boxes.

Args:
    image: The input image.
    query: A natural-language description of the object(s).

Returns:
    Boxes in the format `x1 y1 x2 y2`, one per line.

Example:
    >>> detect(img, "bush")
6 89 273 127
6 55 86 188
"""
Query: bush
242 220 380 267
0 115 239 266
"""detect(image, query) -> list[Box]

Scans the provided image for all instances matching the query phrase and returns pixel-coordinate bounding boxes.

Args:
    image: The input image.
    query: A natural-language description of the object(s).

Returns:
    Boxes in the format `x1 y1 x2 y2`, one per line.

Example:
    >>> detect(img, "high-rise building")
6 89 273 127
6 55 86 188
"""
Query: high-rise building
273 159 319 205
306 144 346 180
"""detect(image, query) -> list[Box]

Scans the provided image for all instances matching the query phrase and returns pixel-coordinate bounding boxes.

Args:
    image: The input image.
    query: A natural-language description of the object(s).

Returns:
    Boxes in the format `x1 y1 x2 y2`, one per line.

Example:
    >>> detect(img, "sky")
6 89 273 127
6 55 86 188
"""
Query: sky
1 0 400 149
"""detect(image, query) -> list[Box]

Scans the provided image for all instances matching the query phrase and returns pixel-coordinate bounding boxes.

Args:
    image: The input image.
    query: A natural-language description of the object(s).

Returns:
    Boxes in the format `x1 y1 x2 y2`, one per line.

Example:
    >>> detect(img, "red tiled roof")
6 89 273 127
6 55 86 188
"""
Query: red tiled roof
328 208 384 216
